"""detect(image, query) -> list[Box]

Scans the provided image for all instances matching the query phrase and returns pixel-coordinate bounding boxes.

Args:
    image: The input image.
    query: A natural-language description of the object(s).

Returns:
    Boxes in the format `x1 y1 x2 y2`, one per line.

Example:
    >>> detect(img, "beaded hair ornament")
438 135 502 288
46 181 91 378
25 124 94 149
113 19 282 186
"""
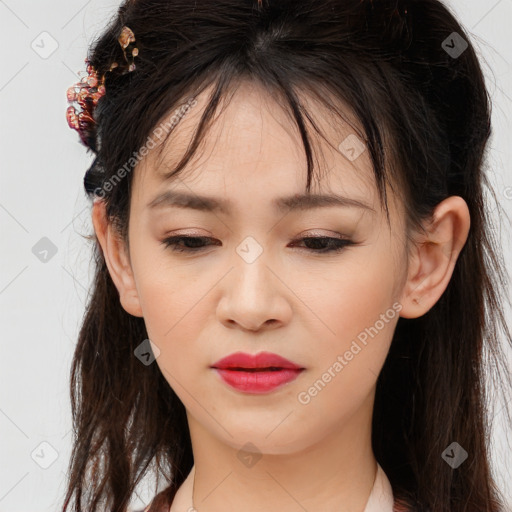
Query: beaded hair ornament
66 25 139 149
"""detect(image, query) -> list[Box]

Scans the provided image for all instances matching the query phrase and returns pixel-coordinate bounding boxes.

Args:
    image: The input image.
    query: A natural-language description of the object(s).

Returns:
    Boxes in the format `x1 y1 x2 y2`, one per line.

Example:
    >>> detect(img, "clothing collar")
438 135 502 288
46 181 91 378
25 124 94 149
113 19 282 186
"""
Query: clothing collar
363 463 395 512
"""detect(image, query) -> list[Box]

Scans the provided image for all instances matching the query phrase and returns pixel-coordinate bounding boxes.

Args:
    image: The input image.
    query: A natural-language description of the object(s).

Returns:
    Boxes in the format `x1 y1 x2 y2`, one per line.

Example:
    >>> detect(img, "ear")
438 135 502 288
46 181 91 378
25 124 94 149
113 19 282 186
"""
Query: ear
91 199 143 318
399 196 470 319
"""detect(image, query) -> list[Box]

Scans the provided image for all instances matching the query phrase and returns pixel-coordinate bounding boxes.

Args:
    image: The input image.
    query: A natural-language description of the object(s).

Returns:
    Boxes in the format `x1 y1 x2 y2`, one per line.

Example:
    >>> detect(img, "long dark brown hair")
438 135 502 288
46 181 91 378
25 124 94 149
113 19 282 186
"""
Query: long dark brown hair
62 1 512 511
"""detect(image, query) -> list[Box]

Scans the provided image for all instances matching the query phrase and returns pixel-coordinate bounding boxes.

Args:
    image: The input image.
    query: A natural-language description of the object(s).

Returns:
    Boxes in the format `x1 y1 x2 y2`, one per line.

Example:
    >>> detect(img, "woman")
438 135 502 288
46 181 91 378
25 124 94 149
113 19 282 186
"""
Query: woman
62 1 512 511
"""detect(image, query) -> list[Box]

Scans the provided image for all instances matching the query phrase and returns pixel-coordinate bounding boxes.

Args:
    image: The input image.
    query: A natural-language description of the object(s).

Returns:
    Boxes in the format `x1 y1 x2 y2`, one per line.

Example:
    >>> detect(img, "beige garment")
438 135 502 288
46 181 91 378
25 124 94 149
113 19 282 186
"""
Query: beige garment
363 463 395 512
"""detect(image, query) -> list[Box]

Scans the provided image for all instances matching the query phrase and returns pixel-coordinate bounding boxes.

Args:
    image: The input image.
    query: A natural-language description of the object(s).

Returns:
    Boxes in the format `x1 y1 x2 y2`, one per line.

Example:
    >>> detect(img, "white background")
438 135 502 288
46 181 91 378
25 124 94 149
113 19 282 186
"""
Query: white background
0 1 511 511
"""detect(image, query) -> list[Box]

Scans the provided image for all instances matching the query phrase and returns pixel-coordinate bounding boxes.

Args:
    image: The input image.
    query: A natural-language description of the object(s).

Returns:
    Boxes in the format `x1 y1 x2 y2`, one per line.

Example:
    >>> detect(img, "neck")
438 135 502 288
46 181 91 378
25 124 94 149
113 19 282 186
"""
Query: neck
179 394 378 512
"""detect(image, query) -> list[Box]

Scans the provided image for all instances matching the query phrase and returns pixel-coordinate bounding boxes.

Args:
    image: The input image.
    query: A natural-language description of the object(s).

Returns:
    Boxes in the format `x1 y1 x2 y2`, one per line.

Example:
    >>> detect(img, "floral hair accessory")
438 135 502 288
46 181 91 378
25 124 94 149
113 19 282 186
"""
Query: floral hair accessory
118 26 138 72
66 25 139 148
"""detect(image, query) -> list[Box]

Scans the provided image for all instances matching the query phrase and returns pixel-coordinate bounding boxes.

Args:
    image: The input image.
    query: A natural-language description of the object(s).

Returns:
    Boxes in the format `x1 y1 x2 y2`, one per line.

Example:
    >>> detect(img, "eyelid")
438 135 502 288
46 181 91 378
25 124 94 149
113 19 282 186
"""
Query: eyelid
164 229 211 236
298 229 349 238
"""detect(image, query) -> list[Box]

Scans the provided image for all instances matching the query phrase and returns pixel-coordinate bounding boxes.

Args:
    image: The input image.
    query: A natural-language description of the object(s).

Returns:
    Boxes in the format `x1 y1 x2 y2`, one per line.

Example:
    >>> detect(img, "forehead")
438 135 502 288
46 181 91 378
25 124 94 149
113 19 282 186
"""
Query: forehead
132 80 380 211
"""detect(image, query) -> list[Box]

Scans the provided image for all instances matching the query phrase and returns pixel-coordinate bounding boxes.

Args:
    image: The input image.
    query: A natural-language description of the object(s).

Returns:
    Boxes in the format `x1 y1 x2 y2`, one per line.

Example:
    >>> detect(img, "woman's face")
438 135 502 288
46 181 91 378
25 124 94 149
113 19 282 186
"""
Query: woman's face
124 81 409 454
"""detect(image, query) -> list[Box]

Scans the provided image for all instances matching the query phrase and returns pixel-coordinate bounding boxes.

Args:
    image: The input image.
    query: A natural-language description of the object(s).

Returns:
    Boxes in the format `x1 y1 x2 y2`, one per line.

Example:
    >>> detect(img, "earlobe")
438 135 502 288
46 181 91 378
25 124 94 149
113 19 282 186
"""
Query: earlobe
399 196 470 319
91 200 144 318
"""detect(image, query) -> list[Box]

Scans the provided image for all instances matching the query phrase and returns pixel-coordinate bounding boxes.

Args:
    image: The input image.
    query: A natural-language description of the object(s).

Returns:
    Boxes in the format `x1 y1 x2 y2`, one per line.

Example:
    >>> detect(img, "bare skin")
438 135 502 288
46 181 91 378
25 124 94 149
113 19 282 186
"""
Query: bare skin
92 81 470 512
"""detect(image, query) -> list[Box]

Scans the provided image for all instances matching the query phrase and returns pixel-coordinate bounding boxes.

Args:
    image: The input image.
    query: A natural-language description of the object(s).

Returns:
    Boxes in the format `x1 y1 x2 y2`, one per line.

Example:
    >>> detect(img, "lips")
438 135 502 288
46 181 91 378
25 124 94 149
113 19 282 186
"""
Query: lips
211 351 303 371
210 351 305 394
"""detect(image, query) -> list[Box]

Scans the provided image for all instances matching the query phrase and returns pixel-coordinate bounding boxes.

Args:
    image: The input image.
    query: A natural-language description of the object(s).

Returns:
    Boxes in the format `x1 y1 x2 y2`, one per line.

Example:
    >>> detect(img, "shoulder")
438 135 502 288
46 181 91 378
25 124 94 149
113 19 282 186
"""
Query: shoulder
130 503 162 512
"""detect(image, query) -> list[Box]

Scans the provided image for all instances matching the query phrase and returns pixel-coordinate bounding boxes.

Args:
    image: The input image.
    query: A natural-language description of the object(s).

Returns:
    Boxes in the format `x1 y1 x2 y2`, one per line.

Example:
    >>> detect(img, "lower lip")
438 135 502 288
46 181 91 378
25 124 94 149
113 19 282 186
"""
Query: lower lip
212 368 304 393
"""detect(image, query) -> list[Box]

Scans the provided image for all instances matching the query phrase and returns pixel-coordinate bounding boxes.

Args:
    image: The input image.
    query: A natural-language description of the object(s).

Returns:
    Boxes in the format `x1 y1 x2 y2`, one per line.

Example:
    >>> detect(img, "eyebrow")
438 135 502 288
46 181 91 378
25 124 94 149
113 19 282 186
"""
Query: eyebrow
147 190 375 214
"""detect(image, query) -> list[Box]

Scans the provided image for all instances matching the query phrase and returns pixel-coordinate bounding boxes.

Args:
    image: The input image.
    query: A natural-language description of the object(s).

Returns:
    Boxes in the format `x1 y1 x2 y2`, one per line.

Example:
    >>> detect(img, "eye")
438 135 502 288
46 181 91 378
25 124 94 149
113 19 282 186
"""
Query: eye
161 236 219 253
290 236 353 254
161 235 354 254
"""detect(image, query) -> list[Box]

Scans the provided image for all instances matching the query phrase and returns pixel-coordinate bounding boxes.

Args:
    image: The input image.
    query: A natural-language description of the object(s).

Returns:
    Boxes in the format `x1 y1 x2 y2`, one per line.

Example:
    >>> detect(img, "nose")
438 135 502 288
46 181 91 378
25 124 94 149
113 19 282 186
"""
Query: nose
216 256 293 333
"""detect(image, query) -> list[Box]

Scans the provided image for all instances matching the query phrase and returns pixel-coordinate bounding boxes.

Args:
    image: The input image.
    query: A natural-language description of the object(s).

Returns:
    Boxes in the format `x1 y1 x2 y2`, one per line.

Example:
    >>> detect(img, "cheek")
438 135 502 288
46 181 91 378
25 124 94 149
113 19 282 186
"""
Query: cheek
138 275 210 349
301 246 400 351
140 275 212 388
130 246 213 366
294 250 399 406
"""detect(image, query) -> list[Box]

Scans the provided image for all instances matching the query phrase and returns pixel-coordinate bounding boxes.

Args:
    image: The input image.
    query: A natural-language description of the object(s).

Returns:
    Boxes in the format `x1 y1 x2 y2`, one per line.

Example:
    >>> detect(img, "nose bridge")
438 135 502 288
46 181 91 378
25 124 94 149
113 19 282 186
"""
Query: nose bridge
217 235 291 331
232 234 275 302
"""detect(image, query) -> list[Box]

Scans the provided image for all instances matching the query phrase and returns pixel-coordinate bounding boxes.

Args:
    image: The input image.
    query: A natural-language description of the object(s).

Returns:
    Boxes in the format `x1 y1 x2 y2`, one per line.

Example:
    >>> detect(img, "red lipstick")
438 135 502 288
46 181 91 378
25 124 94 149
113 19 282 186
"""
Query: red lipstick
211 351 305 394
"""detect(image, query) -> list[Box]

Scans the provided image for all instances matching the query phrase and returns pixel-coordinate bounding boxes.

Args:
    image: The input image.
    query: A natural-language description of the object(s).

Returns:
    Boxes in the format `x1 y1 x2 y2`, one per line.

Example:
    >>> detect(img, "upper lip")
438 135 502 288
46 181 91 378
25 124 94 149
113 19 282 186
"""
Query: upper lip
211 351 304 370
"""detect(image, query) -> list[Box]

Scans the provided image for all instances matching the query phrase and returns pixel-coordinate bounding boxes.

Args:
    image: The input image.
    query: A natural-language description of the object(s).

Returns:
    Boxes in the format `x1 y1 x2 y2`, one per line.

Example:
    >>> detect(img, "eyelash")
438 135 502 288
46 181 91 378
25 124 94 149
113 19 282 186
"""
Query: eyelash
161 235 354 255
